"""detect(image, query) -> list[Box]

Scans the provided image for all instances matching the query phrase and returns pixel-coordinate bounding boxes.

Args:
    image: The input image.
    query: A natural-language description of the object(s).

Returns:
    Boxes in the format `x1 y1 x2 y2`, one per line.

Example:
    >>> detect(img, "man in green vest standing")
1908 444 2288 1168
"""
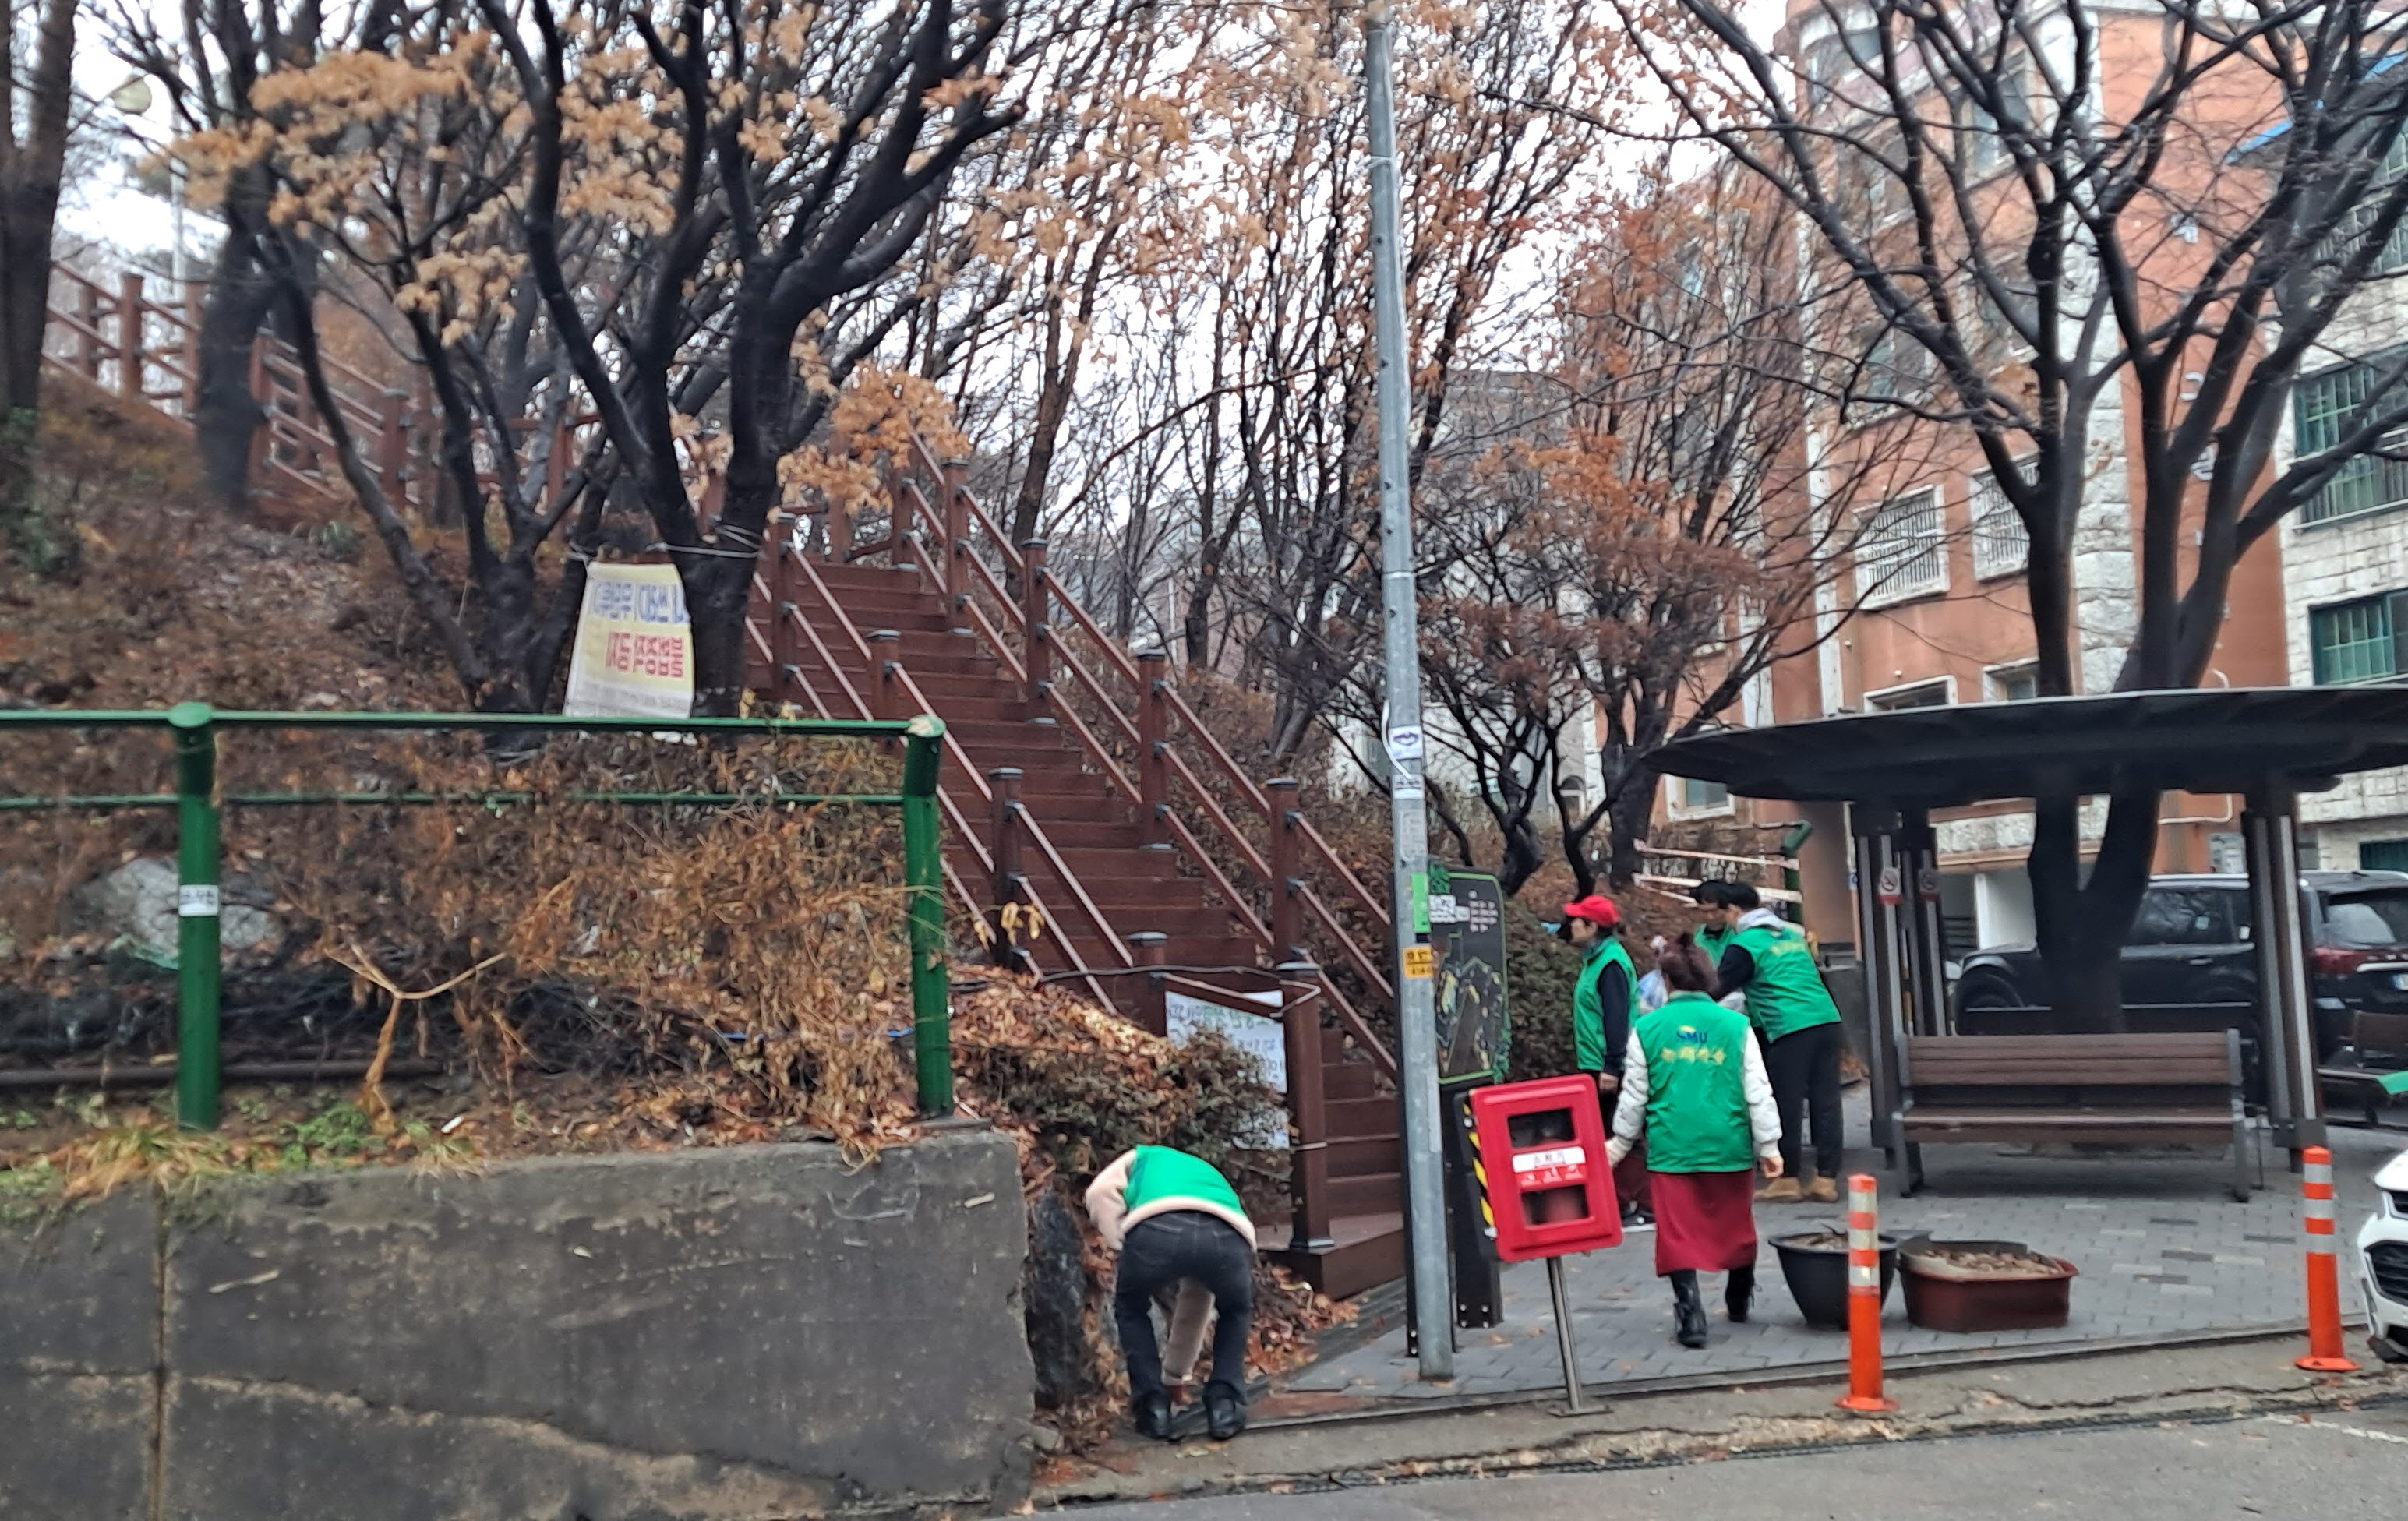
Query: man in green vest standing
1565 895 1651 1226
1712 881 1845 1204
1086 1145 1258 1442
1692 880 1733 963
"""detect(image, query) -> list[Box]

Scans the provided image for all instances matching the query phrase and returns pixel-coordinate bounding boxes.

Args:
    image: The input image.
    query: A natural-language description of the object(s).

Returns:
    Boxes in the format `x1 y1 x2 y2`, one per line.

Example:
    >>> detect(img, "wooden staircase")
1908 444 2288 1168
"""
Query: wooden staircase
744 442 1409 1297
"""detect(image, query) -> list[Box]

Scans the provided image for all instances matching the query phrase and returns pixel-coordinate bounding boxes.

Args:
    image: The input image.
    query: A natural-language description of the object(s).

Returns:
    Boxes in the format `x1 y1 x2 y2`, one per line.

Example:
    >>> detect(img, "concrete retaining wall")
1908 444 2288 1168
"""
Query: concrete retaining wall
1 1128 1036 1520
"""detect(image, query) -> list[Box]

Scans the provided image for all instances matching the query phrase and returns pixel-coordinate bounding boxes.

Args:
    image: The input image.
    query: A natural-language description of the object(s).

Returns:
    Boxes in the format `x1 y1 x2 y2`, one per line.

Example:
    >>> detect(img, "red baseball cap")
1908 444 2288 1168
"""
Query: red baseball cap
1562 895 1620 928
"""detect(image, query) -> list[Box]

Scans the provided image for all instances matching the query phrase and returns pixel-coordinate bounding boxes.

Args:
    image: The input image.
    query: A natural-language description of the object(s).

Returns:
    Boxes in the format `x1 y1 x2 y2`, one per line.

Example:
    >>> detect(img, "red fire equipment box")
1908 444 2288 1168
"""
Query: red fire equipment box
1467 1075 1622 1263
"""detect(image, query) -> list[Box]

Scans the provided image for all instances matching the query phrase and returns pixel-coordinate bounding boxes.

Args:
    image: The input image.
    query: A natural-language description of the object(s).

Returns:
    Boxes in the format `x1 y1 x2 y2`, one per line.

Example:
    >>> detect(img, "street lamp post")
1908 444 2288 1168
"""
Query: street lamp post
108 76 185 284
1361 0 1453 1382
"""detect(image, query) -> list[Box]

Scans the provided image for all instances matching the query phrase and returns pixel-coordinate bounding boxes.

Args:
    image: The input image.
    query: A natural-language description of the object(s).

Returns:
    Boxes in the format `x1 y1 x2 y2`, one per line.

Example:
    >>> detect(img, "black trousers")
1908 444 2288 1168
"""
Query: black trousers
1767 1021 1845 1181
1113 1211 1254 1399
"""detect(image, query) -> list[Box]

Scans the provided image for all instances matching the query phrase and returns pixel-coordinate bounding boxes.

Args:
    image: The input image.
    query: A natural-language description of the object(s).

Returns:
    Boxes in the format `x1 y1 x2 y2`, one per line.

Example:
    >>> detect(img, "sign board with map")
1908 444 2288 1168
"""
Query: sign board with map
1428 867 1509 1085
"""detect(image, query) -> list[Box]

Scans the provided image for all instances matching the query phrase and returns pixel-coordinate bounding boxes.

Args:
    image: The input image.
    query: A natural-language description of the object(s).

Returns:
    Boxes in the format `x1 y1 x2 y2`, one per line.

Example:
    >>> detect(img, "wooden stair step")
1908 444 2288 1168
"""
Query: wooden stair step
1322 1063 1385 1099
1329 1172 1403 1214
904 695 1032 725
1022 820 1152 849
1005 760 1125 789
1325 1096 1403 1136
944 717 1096 749
813 578 941 607
805 563 923 589
1269 1212 1403 1300
1326 1135 1400 1176
838 609 960 635
754 541 1407 1300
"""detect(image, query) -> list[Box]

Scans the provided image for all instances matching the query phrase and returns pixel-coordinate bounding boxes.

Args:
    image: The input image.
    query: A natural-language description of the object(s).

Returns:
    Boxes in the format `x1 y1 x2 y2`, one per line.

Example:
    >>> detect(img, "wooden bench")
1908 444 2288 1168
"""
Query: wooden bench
1890 1032 2251 1201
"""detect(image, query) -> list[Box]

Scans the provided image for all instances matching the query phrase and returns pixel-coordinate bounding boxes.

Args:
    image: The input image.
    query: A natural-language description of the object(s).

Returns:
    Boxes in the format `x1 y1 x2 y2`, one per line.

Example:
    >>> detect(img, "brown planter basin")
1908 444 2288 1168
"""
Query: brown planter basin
1898 1237 2077 1332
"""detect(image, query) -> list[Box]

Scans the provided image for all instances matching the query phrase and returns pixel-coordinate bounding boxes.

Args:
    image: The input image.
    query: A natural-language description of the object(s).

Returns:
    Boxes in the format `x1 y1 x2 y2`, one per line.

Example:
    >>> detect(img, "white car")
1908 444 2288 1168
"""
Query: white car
2363 1146 2408 1363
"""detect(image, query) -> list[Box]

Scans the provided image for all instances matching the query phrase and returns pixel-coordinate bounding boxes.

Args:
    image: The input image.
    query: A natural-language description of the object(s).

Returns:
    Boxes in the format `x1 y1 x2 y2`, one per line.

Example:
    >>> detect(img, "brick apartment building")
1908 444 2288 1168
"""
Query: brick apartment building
1662 0 2332 959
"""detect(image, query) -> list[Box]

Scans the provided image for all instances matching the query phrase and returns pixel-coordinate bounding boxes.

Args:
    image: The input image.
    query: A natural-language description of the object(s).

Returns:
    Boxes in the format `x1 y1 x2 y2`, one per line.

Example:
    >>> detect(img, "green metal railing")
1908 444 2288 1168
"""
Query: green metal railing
0 704 953 1128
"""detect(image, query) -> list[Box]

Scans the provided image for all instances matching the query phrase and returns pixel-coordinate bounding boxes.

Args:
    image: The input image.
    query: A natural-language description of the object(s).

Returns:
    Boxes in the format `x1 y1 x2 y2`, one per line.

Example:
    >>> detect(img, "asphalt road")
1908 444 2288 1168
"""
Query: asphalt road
1058 1406 2408 1519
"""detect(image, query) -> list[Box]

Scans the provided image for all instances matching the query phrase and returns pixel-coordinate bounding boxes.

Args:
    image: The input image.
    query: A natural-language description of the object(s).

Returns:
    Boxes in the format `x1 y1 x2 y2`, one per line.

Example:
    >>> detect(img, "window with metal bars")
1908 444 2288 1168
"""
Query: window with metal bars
1968 468 2029 578
1854 489 1946 604
2359 838 2408 873
2309 590 2408 683
2293 355 2408 524
2315 129 2408 276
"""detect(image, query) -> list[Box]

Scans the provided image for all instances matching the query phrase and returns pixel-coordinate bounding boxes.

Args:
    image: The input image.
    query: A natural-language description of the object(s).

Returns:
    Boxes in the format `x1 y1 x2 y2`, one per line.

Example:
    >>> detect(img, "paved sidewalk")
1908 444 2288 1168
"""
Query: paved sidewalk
1283 1099 2396 1406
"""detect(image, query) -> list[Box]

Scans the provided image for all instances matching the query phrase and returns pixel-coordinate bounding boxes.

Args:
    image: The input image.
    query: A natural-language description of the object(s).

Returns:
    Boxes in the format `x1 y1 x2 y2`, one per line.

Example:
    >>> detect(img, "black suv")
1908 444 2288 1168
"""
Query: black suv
1952 871 2408 1063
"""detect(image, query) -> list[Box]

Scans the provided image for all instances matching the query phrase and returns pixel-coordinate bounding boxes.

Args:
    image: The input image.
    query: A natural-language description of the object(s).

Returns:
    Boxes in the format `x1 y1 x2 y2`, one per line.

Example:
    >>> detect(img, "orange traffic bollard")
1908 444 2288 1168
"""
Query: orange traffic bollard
2297 1145 2361 1372
1836 1173 1898 1412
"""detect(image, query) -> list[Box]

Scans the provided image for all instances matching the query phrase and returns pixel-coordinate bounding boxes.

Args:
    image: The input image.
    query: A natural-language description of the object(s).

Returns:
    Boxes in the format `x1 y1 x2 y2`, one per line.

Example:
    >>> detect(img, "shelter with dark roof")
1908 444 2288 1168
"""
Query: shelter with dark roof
1653 687 2408 1165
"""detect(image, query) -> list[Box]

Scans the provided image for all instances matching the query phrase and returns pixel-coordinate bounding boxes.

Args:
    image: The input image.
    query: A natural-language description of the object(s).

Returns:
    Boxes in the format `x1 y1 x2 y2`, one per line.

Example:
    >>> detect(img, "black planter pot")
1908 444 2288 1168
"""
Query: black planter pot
1770 1230 1900 1329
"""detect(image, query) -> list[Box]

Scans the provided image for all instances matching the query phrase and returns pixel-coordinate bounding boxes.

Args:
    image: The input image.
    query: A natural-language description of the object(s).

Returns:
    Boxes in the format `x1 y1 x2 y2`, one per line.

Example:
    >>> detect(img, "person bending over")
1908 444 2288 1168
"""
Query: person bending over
1086 1145 1256 1442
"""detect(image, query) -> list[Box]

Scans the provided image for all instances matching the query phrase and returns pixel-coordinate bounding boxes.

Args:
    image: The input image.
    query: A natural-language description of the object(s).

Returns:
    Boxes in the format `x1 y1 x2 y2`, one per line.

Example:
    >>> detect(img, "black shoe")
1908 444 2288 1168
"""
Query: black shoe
1203 1380 1247 1442
1132 1390 1173 1441
1726 1265 1755 1325
1670 1269 1709 1349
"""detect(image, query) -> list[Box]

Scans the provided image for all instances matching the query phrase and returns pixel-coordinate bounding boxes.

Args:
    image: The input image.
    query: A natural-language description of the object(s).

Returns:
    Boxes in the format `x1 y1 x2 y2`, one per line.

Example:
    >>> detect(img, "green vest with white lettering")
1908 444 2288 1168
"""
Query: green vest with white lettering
1733 919 1842 1043
1635 992 1757 1173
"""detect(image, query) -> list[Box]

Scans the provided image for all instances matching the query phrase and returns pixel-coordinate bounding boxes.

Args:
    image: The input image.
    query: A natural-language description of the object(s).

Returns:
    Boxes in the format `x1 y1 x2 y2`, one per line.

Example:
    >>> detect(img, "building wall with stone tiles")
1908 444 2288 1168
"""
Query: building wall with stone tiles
2279 286 2408 862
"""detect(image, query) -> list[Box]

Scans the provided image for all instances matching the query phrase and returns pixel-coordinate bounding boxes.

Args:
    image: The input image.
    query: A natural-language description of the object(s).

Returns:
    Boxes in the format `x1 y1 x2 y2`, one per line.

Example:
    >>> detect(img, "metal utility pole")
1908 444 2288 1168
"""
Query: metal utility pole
1363 1 1453 1382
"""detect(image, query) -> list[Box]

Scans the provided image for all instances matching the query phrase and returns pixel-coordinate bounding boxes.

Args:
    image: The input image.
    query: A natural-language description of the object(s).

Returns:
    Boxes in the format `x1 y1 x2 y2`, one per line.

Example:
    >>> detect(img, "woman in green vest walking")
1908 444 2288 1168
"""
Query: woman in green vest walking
1086 1145 1257 1441
1605 936 1784 1348
1563 895 1651 1226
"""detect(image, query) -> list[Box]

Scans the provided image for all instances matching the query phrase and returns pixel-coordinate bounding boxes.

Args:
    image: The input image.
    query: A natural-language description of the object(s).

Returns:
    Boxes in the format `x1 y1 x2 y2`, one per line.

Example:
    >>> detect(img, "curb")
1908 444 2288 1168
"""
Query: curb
1255 1314 2373 1431
1041 1338 2408 1509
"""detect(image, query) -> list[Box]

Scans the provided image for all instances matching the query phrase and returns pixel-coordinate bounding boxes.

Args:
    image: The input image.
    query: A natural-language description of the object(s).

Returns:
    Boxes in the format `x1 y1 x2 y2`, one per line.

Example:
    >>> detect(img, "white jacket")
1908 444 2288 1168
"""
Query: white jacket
1085 1150 1258 1385
1604 1025 1783 1167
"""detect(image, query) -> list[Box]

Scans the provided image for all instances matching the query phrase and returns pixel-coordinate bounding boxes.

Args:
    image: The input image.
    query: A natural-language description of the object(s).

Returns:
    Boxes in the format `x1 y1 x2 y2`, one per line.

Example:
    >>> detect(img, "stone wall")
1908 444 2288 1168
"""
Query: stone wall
1 1128 1036 1520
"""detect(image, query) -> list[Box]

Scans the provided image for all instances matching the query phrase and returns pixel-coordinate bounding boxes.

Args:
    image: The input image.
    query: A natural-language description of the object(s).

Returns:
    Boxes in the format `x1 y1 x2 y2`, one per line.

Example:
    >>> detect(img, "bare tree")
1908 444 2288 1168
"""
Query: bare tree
112 0 374 513
1365 169 1901 897
2 0 77 555
1612 0 2408 1023
172 4 618 710
479 0 1034 714
182 0 1159 711
1106 0 1624 757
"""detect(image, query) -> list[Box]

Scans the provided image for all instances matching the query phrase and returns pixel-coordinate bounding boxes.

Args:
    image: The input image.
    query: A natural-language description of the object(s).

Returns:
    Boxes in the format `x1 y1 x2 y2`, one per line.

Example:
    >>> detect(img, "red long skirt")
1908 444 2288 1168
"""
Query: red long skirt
1647 1170 1757 1276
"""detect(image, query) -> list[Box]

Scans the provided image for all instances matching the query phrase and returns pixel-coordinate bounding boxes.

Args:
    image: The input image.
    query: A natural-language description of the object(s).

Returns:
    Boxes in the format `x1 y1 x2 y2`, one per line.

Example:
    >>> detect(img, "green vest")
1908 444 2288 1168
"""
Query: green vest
1635 992 1757 1173
1733 919 1841 1043
1697 922 1731 962
1572 938 1635 1073
1125 1146 1245 1218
